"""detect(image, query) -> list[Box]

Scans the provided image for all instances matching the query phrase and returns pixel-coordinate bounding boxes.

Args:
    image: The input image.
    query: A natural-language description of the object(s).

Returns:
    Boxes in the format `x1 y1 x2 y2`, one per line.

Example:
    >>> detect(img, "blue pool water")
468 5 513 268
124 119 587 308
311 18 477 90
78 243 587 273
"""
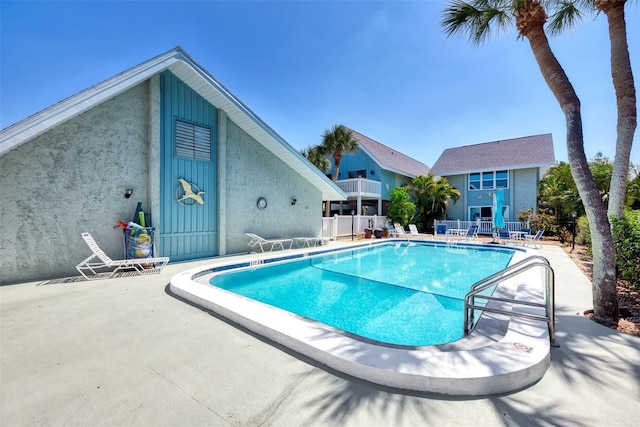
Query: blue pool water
210 242 514 346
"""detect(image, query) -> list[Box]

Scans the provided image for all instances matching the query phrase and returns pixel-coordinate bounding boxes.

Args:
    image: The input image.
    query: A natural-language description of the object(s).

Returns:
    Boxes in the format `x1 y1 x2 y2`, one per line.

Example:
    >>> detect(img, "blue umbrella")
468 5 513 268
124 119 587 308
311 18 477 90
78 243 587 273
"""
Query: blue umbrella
493 189 505 229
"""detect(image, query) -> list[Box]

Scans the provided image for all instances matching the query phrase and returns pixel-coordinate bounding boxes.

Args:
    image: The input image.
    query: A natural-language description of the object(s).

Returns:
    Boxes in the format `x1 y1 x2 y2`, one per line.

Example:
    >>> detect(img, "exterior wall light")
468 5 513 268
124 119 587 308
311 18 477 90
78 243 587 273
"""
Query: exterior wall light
291 198 297 205
125 189 133 198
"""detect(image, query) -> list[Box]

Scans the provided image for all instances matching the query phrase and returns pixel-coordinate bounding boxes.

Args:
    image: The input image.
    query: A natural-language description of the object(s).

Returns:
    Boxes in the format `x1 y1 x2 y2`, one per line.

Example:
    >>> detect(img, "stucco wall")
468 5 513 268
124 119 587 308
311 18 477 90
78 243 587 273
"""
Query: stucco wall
0 83 150 284
223 119 322 254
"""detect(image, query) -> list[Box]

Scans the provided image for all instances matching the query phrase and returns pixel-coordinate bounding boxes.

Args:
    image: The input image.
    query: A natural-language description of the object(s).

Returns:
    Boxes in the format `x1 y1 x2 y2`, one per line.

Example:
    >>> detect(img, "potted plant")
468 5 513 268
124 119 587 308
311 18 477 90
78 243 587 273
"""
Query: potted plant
382 226 389 237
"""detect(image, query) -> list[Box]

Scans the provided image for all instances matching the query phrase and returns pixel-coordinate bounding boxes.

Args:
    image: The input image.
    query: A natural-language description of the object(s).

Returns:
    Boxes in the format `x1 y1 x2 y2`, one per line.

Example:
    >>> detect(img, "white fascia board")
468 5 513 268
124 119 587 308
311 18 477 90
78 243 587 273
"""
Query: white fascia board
437 162 555 177
0 47 345 201
357 143 423 179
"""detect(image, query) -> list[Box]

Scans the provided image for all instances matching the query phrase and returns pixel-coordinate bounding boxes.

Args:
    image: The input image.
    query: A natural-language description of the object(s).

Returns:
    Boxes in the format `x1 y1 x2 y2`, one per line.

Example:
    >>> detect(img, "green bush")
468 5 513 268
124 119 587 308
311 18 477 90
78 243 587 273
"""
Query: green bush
530 208 559 236
387 186 415 226
611 210 640 291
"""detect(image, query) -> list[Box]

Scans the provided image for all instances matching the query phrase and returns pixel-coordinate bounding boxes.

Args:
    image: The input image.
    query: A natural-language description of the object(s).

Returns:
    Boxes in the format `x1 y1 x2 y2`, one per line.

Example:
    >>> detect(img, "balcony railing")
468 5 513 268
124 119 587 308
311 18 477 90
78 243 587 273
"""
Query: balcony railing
336 178 381 197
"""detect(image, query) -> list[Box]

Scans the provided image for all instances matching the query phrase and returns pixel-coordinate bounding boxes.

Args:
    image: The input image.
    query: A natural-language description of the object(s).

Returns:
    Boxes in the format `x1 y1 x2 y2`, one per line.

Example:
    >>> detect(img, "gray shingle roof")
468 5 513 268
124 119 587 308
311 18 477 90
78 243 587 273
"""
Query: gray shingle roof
347 128 430 178
430 133 555 176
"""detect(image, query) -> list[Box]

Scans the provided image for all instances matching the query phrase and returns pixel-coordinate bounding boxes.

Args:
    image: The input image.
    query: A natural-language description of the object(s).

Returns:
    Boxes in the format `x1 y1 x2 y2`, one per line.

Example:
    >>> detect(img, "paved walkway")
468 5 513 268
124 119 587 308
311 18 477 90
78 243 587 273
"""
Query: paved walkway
2 243 639 426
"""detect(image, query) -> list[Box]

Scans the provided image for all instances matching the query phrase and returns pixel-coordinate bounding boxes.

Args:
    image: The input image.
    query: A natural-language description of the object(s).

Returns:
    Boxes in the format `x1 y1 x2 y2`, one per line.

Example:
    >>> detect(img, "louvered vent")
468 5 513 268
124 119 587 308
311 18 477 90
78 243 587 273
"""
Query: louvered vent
175 120 211 161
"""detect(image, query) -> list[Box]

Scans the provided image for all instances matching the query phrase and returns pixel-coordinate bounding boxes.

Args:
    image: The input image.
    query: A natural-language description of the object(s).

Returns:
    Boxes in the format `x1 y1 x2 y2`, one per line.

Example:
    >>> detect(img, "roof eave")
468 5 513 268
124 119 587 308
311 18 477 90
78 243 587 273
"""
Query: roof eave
0 47 346 201
432 161 555 177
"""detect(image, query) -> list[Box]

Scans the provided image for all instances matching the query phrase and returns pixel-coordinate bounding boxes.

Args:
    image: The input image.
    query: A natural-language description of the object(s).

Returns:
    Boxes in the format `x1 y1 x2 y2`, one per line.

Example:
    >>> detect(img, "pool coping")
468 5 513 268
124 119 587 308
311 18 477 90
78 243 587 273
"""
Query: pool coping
170 239 551 396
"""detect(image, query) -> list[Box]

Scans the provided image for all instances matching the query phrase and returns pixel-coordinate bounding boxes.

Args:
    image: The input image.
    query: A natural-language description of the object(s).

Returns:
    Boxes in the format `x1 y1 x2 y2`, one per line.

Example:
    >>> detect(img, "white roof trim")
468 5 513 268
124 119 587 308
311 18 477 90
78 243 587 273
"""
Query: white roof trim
438 162 555 176
0 47 346 201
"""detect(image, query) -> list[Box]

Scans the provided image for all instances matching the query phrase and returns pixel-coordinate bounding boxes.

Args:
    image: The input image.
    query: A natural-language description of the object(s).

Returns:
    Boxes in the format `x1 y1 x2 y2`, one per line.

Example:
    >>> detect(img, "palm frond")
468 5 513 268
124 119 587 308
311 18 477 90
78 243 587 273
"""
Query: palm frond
441 0 512 45
546 1 587 35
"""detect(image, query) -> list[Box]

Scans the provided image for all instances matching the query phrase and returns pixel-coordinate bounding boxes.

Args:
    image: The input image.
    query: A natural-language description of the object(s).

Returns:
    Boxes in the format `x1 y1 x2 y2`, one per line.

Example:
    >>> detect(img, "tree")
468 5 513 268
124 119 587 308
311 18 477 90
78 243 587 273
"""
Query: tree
300 145 330 173
538 162 581 221
409 174 460 232
548 0 637 220
626 163 640 210
442 0 618 323
387 186 416 226
319 125 359 183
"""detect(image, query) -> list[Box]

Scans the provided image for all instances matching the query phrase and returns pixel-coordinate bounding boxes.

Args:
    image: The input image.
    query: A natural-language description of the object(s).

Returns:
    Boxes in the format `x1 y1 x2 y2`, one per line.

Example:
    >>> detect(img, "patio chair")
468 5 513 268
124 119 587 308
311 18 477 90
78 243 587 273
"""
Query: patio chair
462 225 479 242
435 224 447 239
387 224 400 238
393 223 410 240
294 232 329 248
76 232 169 280
408 224 429 239
245 233 293 252
524 230 544 248
495 227 513 244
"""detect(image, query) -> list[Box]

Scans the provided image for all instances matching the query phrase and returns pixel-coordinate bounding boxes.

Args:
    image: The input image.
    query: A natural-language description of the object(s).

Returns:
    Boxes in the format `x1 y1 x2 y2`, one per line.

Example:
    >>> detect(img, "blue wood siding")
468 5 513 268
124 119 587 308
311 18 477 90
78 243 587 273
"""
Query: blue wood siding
327 148 379 181
160 71 218 261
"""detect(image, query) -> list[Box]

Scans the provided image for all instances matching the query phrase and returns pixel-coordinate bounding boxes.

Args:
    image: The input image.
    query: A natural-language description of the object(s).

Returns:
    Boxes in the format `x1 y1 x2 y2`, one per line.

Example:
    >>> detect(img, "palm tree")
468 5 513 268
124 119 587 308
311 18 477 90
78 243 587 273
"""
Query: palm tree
539 162 581 220
409 174 460 232
548 0 637 221
408 175 436 231
442 0 619 323
319 125 359 183
300 145 330 173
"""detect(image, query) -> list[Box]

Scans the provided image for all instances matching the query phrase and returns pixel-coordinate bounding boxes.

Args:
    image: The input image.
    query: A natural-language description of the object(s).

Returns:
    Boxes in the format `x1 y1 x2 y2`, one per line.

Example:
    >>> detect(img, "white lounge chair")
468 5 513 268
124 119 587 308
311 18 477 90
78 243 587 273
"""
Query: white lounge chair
76 232 169 280
408 224 429 239
293 232 328 248
245 233 293 252
393 223 410 240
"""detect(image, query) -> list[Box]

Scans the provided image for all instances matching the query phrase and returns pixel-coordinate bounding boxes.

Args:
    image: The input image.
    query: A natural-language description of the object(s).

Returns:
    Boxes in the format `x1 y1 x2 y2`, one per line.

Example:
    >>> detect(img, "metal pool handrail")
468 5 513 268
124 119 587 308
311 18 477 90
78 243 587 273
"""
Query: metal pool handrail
463 255 556 344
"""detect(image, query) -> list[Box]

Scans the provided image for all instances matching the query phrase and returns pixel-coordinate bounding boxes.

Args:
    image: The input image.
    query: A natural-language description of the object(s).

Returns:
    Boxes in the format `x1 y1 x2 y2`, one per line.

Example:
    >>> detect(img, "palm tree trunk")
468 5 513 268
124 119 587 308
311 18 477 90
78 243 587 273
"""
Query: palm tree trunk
524 22 619 322
598 0 637 220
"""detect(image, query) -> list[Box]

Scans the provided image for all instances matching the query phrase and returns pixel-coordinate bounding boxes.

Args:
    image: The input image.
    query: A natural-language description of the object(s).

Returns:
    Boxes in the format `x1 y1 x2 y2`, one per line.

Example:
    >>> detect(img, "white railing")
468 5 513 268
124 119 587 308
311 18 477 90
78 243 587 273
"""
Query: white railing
435 219 527 235
336 178 381 197
322 215 388 239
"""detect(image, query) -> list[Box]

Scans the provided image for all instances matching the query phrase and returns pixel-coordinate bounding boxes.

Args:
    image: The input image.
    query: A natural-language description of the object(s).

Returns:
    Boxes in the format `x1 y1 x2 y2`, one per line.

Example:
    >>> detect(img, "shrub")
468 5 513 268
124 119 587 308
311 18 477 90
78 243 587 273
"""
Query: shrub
530 208 558 236
611 210 640 291
558 226 573 246
387 186 415 226
576 215 591 254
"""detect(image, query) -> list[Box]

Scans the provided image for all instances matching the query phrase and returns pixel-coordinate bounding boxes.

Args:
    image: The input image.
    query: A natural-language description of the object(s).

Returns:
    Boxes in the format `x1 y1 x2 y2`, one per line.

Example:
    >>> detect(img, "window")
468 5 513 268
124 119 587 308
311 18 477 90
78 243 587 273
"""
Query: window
175 120 211 161
348 169 367 179
495 170 508 188
469 170 508 190
469 206 509 222
469 173 480 190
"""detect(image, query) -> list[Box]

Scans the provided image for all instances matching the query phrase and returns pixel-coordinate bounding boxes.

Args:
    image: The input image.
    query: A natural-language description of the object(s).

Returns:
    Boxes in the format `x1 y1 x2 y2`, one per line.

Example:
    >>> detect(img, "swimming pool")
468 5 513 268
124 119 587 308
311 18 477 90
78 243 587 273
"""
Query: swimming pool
210 243 513 346
170 239 551 395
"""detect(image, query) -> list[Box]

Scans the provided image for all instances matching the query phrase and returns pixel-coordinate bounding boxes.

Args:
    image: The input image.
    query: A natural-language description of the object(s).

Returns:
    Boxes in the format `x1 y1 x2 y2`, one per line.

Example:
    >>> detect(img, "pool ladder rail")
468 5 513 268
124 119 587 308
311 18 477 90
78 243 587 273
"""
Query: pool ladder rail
463 255 556 345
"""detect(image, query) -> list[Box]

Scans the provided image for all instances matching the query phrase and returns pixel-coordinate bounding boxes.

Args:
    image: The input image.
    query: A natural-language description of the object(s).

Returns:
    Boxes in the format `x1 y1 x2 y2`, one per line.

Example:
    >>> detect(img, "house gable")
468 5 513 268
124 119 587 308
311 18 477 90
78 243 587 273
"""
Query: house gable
0 47 345 202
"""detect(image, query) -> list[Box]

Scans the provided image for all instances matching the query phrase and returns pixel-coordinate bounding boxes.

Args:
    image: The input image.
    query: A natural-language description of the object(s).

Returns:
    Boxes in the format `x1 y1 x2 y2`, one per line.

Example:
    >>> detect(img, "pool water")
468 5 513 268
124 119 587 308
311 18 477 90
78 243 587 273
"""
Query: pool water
210 242 514 346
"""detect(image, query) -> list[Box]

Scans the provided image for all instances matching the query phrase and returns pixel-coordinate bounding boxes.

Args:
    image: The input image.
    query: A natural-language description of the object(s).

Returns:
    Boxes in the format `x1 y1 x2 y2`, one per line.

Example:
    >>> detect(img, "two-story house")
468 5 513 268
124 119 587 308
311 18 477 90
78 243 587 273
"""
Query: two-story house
430 134 555 230
325 128 431 216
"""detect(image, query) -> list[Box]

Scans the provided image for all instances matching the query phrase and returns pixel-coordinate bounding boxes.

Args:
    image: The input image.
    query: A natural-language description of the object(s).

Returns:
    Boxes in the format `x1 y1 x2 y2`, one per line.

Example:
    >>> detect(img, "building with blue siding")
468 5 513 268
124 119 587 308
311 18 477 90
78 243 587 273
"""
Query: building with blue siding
0 47 345 283
325 128 430 216
430 134 555 224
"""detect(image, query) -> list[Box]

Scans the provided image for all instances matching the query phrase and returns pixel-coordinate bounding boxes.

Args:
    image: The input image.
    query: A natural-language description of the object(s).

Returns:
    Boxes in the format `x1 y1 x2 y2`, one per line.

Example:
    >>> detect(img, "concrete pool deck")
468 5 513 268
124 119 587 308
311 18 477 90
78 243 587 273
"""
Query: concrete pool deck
1 242 639 425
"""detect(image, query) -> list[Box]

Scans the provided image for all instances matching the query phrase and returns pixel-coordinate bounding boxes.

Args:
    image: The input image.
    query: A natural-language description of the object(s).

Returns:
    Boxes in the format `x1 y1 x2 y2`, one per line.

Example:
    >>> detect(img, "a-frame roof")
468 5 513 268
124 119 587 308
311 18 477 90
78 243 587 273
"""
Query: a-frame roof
430 133 555 176
347 128 430 178
0 46 345 201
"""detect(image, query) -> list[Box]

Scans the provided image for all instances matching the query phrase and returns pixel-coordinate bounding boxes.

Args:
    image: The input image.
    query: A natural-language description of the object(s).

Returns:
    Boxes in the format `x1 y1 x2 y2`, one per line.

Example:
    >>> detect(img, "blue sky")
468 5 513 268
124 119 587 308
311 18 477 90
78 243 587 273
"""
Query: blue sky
1 0 639 168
